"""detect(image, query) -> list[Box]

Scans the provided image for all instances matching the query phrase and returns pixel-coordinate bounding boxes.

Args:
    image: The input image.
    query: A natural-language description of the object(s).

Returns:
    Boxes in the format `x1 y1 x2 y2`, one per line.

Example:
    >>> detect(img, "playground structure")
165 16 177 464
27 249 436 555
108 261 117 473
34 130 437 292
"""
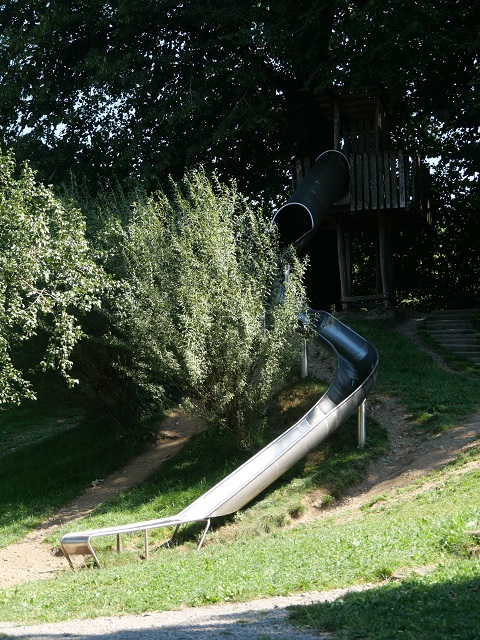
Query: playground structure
60 151 379 569
296 86 433 309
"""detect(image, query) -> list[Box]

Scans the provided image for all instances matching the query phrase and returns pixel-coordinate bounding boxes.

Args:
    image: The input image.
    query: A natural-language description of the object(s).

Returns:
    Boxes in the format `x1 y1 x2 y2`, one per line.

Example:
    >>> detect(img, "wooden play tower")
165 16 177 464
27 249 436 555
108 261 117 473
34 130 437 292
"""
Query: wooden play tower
293 87 432 309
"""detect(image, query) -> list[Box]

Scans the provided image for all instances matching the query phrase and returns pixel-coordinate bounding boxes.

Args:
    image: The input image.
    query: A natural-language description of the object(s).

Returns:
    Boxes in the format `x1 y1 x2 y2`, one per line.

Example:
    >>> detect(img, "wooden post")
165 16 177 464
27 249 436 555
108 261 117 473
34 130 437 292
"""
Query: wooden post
378 215 394 306
337 219 351 309
345 225 353 296
334 101 341 150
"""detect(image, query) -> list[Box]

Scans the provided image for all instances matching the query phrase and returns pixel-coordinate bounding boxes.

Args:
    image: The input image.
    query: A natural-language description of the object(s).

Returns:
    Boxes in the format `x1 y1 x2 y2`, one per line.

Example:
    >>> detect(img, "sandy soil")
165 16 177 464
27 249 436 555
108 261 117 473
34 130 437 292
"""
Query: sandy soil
1 312 479 590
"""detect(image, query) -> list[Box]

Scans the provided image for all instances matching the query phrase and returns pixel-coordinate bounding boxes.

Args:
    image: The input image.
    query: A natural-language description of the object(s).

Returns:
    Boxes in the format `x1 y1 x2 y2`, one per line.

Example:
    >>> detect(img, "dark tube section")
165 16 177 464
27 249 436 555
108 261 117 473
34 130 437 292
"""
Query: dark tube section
272 150 349 252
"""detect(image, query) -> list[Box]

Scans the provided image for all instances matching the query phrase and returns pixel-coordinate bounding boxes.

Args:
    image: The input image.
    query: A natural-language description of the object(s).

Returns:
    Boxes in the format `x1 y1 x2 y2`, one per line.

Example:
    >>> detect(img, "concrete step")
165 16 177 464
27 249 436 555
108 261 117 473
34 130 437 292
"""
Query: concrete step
427 308 479 364
429 309 479 319
430 334 478 342
443 346 480 354
454 354 480 364
428 329 476 337
427 316 474 322
435 337 480 345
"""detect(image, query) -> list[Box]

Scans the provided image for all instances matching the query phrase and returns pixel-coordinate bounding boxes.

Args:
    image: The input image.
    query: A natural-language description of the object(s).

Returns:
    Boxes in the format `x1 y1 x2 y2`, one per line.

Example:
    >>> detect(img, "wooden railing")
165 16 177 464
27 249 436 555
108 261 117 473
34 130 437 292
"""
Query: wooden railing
348 151 432 223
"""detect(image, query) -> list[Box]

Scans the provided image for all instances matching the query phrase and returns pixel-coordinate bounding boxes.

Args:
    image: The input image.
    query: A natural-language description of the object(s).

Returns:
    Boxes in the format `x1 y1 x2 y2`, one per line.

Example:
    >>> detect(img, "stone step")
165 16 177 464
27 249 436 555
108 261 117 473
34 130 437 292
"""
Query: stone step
454 354 480 364
442 345 480 353
428 329 476 336
430 331 477 344
434 336 480 343
426 317 474 325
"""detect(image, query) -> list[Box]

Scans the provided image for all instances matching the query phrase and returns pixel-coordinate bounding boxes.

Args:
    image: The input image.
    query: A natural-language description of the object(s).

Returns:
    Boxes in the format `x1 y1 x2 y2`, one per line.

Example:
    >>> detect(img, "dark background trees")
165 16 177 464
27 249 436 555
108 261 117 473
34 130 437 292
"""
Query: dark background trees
0 0 478 308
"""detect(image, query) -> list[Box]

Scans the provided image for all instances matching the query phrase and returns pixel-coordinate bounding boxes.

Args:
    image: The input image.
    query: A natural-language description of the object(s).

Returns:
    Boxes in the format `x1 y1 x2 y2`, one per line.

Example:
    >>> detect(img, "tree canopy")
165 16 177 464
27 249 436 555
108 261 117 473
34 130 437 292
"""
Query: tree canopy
105 169 306 447
0 149 108 405
1 1 476 196
0 1 479 309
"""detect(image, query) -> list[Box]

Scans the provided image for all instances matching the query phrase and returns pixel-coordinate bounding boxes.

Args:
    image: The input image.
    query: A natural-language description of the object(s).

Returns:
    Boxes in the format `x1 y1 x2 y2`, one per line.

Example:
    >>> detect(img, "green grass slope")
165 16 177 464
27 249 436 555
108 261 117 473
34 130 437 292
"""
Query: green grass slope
0 316 479 636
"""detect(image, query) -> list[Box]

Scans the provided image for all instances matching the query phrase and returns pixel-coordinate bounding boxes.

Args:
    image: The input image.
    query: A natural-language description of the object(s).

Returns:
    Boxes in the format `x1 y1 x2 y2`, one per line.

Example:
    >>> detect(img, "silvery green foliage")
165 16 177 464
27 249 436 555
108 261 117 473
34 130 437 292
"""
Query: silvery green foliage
115 169 307 448
0 150 109 405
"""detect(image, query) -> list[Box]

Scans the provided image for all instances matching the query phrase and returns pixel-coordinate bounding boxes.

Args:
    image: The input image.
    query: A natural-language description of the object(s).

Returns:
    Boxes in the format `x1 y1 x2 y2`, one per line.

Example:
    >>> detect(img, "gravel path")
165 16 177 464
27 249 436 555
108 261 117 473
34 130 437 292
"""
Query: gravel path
0 587 370 639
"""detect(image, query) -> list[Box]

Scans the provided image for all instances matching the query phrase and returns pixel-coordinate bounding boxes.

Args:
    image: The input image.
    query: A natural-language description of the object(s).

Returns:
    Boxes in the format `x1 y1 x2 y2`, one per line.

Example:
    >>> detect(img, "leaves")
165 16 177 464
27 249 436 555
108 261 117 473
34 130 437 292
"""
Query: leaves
109 169 307 447
0 149 109 404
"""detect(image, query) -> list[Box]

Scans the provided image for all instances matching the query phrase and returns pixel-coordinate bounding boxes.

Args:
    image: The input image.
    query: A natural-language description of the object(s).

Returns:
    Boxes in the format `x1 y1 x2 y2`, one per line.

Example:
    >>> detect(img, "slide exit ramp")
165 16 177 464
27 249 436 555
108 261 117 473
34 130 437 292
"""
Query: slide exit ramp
60 150 379 568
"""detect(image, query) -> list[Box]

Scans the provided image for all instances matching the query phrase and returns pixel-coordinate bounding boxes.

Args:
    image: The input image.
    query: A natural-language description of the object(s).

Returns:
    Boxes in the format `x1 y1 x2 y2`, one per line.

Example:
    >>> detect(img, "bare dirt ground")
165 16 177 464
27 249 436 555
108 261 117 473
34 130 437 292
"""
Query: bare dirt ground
1 311 479 590
0 410 206 588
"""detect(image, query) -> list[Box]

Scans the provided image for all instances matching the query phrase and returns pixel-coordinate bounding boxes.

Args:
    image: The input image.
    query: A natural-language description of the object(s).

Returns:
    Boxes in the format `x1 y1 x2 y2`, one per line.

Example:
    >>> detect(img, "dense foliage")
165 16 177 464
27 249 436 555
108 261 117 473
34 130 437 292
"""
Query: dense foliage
0 2 477 189
0 150 108 405
0 1 478 307
0 3 478 292
105 170 306 447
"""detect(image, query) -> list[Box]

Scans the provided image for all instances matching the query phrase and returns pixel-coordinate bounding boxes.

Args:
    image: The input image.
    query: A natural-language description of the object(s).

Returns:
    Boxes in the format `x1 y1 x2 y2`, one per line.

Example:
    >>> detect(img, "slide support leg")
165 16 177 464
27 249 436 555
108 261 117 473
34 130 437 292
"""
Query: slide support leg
197 519 211 550
301 339 308 378
357 399 366 448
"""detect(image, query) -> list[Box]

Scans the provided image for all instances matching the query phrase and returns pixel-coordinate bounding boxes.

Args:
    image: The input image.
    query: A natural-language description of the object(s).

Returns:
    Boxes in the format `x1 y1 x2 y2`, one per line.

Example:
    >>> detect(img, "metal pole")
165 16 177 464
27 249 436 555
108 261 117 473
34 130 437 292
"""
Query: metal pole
301 339 308 378
357 399 366 448
197 519 211 550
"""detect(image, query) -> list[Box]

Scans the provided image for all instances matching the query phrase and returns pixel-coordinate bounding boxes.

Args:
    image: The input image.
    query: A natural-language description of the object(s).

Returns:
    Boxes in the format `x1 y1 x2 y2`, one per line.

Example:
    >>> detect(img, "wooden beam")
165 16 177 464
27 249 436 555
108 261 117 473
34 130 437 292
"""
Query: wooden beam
337 220 351 310
378 216 394 305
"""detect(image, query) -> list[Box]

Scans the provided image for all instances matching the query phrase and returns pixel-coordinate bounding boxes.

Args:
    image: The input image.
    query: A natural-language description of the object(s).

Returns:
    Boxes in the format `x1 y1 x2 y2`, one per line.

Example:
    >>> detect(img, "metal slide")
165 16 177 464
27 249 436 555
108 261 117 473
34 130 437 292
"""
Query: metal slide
60 151 379 569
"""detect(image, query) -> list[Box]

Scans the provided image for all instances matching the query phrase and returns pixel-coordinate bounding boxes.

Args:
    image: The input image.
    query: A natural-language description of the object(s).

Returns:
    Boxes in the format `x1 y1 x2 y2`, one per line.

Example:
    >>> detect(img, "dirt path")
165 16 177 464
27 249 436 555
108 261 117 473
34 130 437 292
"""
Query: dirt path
302 311 480 519
0 410 205 588
1 313 479 589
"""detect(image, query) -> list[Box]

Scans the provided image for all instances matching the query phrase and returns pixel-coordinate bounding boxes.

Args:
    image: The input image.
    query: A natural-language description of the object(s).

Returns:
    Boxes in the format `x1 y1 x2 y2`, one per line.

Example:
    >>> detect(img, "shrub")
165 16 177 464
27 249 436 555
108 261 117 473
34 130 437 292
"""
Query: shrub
109 169 307 448
0 150 109 405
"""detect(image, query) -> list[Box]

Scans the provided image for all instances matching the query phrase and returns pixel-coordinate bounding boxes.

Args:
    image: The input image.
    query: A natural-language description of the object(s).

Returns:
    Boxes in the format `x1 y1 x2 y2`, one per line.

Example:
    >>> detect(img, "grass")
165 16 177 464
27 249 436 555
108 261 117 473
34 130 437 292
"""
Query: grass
0 315 479 636
0 378 144 548
44 376 387 549
289 560 480 640
348 319 480 432
1 457 480 626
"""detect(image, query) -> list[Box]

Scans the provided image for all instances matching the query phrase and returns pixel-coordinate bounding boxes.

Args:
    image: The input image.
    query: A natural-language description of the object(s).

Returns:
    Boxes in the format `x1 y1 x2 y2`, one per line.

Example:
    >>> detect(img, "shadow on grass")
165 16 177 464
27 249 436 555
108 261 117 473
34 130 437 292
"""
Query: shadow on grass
289 564 480 640
0 414 141 545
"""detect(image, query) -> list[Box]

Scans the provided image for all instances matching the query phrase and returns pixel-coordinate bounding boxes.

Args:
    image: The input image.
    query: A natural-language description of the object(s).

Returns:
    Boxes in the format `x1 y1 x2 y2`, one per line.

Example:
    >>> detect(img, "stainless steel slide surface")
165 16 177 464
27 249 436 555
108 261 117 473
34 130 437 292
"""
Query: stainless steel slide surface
60 311 378 567
176 311 378 520
60 150 379 568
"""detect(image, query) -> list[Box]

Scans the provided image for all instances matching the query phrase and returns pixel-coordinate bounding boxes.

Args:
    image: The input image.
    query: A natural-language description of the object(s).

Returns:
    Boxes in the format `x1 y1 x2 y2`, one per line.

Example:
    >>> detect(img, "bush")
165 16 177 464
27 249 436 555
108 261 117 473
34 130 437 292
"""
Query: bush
107 169 307 448
0 150 109 405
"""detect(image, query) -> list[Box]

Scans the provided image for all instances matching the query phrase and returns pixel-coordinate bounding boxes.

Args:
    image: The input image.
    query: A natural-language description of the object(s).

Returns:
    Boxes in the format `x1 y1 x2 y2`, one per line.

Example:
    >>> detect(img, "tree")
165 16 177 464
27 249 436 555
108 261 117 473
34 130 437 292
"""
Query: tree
0 1 337 199
104 169 306 448
1 1 478 306
0 149 109 405
1 2 477 192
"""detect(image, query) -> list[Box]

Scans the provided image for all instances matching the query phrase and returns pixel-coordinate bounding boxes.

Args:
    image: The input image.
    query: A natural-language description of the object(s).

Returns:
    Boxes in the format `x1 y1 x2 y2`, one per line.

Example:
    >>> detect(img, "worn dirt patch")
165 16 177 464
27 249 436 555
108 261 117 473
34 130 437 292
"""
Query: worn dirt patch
301 310 480 518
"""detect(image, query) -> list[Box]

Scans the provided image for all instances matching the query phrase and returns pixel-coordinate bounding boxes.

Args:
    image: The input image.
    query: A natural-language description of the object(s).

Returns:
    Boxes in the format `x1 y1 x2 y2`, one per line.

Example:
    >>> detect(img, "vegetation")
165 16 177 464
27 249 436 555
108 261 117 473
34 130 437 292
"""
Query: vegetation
0 377 143 548
0 150 108 405
0 2 477 197
289 558 480 640
0 319 479 639
0 2 478 308
0 4 479 635
0 155 305 447
348 318 480 432
105 169 306 448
